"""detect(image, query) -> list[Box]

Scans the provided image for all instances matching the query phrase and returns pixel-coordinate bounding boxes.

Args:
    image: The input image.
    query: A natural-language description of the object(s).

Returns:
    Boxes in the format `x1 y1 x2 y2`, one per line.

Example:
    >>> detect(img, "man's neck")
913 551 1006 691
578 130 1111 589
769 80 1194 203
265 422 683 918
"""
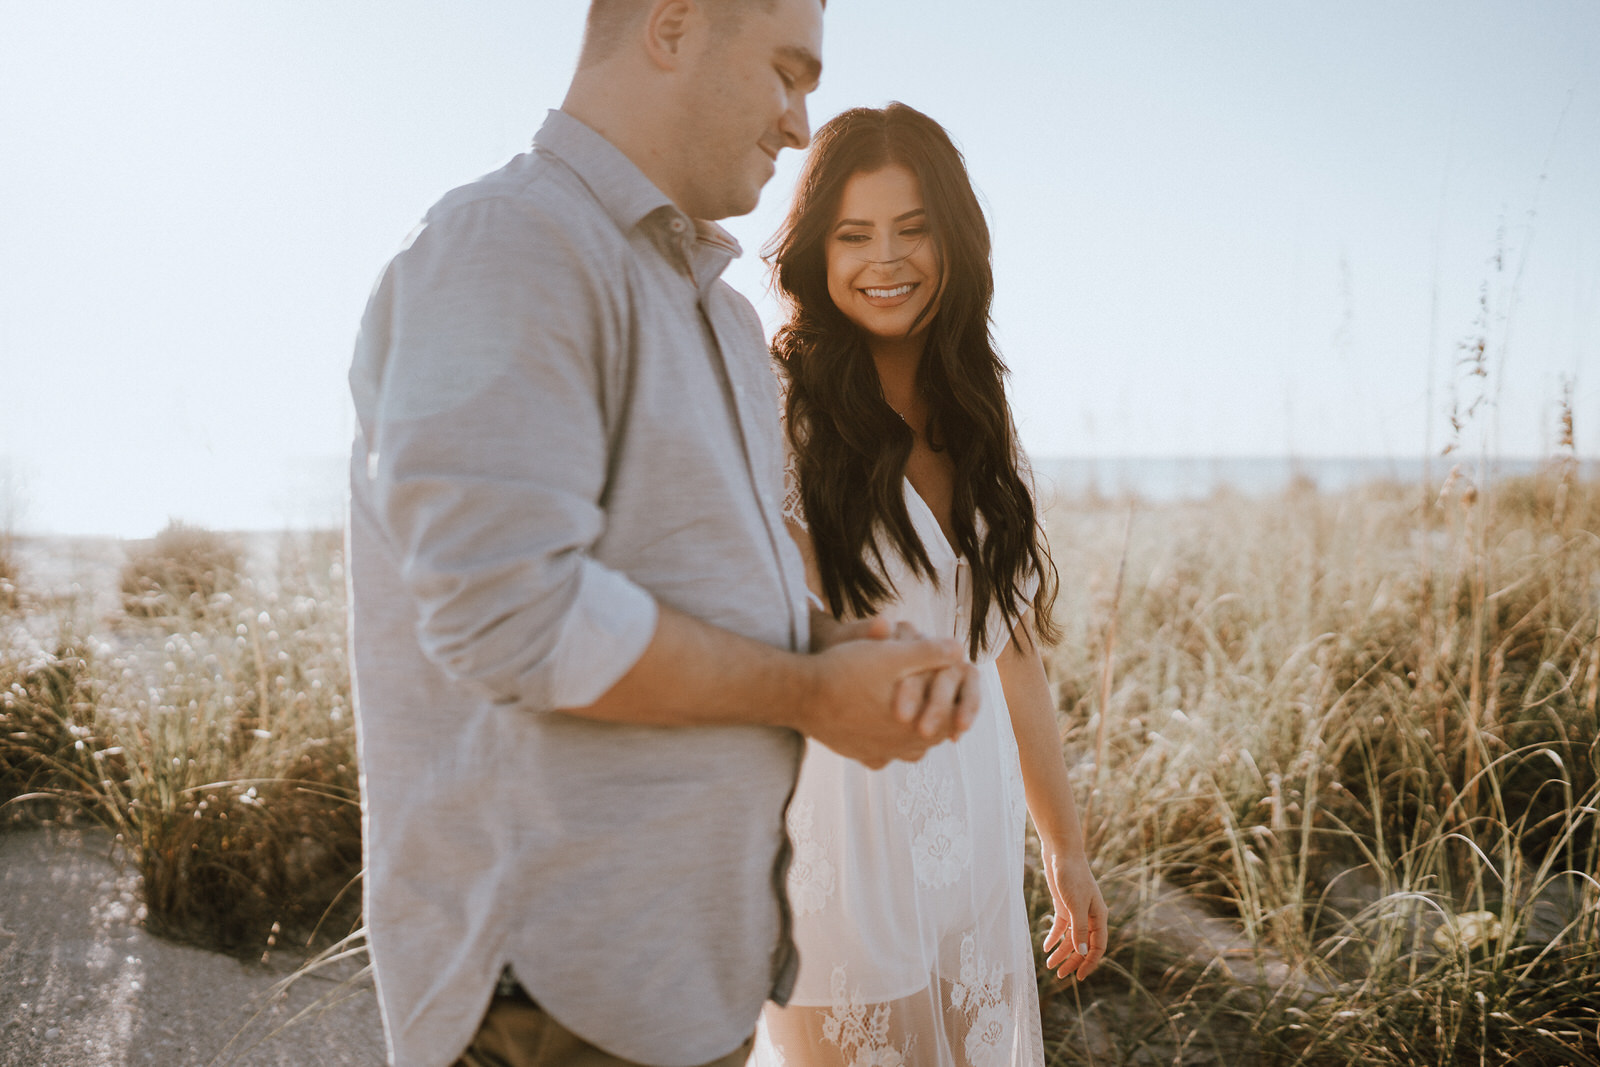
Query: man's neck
561 76 688 215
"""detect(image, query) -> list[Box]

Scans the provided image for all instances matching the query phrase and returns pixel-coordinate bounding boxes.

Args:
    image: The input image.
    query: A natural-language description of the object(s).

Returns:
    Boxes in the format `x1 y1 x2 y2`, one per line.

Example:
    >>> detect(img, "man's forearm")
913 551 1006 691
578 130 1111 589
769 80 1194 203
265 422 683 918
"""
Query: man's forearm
559 603 815 731
559 602 976 770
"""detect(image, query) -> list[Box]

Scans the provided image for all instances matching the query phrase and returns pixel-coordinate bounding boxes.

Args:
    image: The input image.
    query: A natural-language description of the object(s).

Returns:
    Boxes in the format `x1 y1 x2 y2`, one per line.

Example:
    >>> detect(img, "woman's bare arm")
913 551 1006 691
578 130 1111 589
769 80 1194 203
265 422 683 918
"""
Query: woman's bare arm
997 618 1107 979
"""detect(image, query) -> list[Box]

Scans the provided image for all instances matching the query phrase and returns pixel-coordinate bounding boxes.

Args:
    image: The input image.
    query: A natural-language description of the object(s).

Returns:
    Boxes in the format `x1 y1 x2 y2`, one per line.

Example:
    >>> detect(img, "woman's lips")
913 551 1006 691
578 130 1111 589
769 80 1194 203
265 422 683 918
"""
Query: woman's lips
859 282 917 306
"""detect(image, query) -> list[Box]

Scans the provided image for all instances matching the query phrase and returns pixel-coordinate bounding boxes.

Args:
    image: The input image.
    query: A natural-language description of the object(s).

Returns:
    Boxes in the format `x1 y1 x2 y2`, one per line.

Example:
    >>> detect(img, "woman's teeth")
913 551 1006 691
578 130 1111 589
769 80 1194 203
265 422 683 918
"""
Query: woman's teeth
863 284 914 299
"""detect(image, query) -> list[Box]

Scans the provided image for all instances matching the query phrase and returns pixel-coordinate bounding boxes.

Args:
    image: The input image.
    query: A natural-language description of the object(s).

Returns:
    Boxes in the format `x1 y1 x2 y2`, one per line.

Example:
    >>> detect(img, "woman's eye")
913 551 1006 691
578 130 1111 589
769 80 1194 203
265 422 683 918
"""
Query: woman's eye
901 227 926 239
777 69 795 90
837 233 869 244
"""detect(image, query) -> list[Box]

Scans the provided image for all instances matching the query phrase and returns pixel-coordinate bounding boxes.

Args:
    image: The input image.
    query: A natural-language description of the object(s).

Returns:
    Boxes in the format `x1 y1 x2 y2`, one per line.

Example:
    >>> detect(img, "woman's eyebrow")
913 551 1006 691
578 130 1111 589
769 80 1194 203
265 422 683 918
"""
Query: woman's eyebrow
832 209 926 232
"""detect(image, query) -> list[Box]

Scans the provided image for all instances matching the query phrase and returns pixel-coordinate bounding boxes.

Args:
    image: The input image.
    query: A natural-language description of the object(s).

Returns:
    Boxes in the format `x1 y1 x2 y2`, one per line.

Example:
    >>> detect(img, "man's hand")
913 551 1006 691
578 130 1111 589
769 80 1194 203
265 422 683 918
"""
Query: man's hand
560 604 976 749
809 613 980 752
797 634 978 768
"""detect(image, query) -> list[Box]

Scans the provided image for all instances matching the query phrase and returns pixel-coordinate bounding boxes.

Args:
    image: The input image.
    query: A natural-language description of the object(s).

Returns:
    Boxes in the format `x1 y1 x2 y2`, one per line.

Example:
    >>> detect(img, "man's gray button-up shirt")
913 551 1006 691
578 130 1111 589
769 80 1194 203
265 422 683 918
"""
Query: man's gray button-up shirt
348 109 809 1067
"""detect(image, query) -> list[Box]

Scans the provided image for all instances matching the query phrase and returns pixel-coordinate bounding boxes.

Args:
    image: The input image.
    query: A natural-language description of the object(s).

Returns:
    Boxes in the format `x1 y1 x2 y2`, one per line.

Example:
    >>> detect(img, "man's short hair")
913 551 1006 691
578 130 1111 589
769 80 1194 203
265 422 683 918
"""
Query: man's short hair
578 0 782 67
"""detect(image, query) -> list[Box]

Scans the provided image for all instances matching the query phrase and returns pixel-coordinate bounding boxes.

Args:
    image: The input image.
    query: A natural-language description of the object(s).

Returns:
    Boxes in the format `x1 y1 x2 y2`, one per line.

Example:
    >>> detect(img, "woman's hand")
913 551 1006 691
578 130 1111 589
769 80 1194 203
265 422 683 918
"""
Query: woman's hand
1040 838 1107 981
809 612 895 652
995 621 1107 980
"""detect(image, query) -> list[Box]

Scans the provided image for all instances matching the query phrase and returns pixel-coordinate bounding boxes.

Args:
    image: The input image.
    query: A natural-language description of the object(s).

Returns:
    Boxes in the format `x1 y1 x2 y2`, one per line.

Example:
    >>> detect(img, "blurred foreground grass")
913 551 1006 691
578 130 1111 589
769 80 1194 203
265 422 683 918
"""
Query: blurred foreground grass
2 466 1596 1064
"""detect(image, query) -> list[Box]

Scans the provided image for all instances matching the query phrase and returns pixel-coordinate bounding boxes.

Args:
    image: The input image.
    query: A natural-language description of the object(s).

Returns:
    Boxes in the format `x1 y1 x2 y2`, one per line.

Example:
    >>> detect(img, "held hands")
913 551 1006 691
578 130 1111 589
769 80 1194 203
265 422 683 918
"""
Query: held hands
802 616 979 768
1040 839 1107 982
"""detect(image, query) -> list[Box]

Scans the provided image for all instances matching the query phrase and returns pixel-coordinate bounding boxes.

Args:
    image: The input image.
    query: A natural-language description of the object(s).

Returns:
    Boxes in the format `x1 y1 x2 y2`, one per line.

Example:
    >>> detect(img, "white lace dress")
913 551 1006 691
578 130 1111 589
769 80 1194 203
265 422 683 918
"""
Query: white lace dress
750 459 1045 1067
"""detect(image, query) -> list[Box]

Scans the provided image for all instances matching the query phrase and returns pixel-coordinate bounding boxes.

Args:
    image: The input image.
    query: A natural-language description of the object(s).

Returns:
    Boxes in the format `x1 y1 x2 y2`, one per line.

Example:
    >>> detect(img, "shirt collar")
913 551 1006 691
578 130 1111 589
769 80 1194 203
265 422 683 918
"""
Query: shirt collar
533 110 744 283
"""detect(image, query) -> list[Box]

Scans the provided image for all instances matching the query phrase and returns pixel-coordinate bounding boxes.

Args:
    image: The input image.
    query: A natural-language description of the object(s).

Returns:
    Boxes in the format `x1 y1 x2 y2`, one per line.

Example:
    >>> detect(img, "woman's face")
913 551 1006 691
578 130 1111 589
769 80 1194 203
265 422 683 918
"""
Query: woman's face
824 164 943 345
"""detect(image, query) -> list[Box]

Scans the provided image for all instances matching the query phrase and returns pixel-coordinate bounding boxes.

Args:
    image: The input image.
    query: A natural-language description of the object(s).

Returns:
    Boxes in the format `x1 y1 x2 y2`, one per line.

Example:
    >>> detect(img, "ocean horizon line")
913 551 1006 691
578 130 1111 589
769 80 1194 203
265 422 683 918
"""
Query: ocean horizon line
4 452 1592 541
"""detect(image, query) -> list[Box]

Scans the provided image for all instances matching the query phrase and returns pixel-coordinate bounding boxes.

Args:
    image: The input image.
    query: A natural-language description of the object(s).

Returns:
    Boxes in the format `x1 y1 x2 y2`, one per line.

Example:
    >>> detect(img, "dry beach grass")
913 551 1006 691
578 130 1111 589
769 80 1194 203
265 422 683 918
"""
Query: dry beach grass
1032 462 1600 1065
1 528 377 1065
1 466 1597 1065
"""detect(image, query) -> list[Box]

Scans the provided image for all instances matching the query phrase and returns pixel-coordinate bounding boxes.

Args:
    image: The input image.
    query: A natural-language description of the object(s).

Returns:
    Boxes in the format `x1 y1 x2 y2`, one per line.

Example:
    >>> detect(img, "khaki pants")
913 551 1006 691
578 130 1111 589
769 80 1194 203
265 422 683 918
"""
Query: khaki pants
453 991 754 1067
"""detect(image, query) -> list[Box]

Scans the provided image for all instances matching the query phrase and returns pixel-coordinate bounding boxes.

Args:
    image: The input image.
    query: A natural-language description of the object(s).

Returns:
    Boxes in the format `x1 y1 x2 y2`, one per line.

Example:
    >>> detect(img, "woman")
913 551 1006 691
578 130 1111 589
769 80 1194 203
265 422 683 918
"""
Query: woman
751 104 1107 1067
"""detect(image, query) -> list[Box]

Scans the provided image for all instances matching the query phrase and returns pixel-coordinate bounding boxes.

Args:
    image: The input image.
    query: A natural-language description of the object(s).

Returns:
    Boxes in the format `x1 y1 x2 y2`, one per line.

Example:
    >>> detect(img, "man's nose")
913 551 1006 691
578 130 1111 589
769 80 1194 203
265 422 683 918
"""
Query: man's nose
783 96 811 151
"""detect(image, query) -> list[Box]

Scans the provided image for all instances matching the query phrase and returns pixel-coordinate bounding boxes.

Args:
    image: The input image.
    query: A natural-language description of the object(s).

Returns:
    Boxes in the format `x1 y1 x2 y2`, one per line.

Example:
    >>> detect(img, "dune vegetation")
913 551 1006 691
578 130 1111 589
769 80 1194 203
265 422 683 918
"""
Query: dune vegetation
1034 459 1598 1065
1 524 361 958
2 462 1596 1064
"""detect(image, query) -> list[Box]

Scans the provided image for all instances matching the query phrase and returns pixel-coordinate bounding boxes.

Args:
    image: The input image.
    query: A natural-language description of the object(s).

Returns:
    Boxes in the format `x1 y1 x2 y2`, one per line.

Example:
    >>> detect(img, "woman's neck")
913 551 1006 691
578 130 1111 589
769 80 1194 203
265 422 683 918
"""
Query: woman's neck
870 333 927 422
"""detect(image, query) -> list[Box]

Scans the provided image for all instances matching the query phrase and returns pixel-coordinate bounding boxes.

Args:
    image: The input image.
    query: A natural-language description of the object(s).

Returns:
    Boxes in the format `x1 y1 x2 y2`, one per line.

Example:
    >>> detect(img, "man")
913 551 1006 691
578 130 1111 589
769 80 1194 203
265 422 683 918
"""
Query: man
347 1 980 1064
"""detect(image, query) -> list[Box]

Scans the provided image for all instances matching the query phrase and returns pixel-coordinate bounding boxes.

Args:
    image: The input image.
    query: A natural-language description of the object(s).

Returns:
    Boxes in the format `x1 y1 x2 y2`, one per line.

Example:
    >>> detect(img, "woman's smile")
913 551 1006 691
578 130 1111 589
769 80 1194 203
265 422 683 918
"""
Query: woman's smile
860 281 919 304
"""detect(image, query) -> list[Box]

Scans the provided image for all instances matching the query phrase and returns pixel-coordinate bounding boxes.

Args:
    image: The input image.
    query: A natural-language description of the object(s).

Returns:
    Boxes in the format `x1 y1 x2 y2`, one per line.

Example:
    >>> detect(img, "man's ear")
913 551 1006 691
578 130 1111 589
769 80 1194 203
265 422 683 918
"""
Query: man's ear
643 0 701 70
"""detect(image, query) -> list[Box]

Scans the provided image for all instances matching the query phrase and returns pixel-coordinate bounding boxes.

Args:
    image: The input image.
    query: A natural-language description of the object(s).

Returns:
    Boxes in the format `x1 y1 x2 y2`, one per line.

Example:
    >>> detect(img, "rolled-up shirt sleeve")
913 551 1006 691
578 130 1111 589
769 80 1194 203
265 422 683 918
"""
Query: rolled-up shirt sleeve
355 194 657 711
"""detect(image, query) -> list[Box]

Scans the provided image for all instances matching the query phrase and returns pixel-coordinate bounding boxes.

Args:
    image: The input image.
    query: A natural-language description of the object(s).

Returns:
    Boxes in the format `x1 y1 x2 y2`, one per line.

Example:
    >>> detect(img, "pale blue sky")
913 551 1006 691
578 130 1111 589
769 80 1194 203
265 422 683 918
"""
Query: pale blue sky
2 1 1596 537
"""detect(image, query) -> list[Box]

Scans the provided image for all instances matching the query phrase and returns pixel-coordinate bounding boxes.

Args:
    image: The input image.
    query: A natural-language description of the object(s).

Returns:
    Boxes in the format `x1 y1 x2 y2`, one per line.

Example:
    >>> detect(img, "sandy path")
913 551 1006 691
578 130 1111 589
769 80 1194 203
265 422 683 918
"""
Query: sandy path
0 825 387 1067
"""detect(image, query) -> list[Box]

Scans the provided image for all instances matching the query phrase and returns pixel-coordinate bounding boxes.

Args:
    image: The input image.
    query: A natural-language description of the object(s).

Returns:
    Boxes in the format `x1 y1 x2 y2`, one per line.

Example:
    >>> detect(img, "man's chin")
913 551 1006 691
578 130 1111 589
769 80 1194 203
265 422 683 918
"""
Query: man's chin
704 186 765 222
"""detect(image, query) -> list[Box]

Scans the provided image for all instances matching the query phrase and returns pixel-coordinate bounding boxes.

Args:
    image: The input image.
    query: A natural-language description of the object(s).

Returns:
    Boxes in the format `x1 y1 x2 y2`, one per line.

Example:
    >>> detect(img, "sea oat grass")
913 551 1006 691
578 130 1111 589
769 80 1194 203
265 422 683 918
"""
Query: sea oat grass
0 644 110 825
9 481 1596 1053
2 529 360 957
1037 467 1600 1065
120 520 243 619
101 532 359 954
0 539 18 611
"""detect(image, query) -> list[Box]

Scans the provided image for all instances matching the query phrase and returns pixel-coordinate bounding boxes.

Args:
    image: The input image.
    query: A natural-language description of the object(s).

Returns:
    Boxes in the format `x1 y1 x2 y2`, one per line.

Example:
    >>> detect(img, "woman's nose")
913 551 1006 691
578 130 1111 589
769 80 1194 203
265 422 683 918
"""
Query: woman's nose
867 235 907 264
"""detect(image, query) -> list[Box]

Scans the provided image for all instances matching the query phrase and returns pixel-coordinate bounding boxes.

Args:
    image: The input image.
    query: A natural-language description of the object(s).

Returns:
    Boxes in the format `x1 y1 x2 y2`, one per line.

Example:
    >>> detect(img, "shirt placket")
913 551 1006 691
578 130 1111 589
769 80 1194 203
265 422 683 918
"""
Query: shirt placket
678 234 805 655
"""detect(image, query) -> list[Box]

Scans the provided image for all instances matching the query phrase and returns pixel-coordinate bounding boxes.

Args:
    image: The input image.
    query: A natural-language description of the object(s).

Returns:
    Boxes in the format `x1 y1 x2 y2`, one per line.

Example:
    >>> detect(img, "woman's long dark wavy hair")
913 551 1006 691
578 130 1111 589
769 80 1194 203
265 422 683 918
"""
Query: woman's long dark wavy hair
768 102 1060 657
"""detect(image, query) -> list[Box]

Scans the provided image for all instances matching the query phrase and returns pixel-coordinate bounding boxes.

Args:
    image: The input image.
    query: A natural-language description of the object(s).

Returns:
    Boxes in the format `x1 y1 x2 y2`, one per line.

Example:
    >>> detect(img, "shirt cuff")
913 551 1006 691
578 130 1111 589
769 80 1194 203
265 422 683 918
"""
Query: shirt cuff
546 560 659 709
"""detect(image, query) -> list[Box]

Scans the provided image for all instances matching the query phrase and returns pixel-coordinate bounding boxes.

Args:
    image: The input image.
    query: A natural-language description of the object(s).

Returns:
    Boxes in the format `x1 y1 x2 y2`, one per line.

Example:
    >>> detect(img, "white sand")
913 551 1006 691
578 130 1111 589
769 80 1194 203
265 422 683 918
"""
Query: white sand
0 825 387 1067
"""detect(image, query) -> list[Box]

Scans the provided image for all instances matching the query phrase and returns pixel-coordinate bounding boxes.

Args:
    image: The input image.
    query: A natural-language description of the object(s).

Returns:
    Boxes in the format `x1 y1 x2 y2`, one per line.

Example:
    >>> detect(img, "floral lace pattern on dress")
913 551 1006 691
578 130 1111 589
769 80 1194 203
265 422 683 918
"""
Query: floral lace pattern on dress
777 371 808 531
822 964 915 1067
785 798 837 915
781 442 807 530
896 765 972 889
951 933 1013 1067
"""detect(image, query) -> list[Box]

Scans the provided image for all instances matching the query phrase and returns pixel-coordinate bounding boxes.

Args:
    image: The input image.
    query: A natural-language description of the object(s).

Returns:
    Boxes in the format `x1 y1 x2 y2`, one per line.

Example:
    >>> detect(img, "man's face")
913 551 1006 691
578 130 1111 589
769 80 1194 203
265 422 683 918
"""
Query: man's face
674 0 824 220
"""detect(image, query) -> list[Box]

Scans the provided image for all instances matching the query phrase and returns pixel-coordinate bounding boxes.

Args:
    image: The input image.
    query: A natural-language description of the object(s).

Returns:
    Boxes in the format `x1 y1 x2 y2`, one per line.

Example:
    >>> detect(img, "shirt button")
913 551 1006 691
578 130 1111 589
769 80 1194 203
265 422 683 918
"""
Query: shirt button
669 218 687 233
